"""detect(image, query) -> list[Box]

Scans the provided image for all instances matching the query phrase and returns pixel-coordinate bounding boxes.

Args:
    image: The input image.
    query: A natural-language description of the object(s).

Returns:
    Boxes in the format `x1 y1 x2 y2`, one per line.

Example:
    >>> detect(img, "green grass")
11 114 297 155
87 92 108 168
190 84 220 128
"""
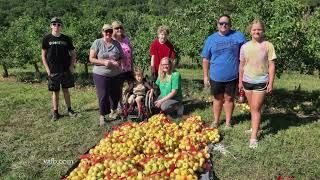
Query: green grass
0 69 319 179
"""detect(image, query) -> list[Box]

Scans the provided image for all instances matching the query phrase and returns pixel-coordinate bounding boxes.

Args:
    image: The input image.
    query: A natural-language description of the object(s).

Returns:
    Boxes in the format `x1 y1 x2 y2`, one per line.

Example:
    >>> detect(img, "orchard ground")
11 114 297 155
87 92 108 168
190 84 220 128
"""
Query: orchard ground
0 68 319 179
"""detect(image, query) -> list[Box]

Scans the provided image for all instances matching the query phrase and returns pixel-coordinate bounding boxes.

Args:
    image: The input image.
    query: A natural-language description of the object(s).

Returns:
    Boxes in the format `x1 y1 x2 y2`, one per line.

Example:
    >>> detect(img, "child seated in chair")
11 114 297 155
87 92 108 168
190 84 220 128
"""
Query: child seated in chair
126 69 154 117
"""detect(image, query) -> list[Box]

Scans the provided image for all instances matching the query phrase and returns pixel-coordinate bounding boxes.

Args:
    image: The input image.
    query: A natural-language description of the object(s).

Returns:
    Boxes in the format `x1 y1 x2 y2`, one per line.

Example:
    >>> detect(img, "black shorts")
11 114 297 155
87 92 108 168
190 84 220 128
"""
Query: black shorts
48 71 74 91
243 81 267 91
210 79 238 97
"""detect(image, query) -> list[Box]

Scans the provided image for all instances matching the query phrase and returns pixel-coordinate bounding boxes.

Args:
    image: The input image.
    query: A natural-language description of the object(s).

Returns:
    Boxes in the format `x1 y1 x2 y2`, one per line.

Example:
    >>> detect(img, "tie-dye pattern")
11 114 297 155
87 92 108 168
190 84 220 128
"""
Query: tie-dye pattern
240 41 276 83
118 36 132 72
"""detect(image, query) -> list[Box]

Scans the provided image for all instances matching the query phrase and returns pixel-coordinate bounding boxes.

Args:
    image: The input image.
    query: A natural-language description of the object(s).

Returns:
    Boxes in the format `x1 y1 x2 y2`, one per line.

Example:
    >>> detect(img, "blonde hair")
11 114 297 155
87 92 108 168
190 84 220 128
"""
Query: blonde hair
247 19 266 33
158 57 174 82
157 25 170 35
112 20 125 39
134 68 144 76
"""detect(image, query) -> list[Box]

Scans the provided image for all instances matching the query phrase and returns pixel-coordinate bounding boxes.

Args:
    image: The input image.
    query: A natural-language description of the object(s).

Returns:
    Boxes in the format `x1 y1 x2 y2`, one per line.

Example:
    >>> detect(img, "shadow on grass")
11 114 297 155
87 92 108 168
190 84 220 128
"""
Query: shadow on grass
264 88 320 115
234 88 320 136
80 108 99 113
181 78 213 114
260 112 319 138
181 79 204 96
183 99 212 114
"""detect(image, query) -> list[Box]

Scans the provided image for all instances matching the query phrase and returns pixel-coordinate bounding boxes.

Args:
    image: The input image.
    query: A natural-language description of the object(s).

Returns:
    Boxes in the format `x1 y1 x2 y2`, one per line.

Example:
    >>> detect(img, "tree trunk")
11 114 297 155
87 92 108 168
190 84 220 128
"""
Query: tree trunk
84 63 89 78
2 64 8 78
34 62 41 81
34 62 40 74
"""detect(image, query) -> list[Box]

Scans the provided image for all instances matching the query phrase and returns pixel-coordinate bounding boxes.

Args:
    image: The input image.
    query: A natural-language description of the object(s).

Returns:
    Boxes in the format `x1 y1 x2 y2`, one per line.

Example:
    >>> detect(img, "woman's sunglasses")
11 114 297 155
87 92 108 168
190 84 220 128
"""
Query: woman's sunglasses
52 23 62 27
114 27 123 30
218 22 230 26
104 29 113 34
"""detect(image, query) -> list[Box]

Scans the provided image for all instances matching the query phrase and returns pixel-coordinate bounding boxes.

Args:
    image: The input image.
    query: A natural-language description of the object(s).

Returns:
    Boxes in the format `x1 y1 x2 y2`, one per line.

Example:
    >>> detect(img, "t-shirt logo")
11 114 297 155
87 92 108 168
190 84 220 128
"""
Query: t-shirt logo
49 41 68 46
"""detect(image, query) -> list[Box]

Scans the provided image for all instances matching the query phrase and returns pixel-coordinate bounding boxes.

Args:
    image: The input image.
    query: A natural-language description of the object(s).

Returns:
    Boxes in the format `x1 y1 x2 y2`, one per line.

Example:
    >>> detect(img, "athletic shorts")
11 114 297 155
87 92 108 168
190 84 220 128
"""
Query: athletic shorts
243 81 267 91
48 71 74 91
210 79 238 97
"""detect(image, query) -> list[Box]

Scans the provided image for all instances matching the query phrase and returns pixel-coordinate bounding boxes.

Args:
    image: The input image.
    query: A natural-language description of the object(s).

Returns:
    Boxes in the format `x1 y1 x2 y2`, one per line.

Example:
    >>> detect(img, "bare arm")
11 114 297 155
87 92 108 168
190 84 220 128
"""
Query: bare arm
89 49 110 67
41 49 50 75
238 60 245 89
144 82 154 97
161 89 177 102
155 89 177 108
267 60 276 93
151 55 155 73
202 58 209 87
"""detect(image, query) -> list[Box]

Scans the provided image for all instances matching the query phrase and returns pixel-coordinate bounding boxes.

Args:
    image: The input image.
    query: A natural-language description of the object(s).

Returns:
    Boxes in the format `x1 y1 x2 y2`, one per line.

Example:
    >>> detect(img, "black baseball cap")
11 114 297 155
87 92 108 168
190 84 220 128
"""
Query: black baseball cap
50 17 63 24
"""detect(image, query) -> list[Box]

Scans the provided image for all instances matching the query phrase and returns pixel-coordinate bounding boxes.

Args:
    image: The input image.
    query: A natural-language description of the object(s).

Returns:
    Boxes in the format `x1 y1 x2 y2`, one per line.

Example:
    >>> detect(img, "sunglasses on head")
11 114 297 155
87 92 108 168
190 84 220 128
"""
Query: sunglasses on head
115 27 123 30
104 29 113 34
52 23 62 27
218 22 230 26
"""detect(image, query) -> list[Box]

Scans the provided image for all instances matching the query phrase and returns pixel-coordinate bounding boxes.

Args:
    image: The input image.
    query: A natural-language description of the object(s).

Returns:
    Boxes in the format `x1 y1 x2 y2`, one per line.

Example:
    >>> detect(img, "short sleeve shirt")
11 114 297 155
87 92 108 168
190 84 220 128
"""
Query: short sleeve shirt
156 71 182 101
42 34 75 73
240 40 276 83
90 38 124 77
201 30 246 82
150 39 175 73
133 83 146 96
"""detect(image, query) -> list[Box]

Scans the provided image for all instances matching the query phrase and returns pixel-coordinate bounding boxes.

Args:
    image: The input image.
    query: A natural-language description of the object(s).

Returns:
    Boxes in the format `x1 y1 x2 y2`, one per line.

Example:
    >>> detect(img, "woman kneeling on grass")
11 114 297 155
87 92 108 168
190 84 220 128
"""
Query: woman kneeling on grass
155 57 183 118
238 19 276 148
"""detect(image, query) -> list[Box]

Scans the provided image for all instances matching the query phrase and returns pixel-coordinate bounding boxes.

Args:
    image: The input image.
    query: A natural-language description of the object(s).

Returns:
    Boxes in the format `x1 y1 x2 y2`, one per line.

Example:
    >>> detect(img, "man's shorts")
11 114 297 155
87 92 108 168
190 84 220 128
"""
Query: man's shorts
243 81 267 91
210 79 238 97
48 71 74 91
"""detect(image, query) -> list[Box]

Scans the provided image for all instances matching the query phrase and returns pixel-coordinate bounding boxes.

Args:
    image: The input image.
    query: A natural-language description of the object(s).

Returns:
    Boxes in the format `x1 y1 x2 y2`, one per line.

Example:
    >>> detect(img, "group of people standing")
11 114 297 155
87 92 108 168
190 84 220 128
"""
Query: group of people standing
41 14 276 149
41 17 182 126
202 15 276 148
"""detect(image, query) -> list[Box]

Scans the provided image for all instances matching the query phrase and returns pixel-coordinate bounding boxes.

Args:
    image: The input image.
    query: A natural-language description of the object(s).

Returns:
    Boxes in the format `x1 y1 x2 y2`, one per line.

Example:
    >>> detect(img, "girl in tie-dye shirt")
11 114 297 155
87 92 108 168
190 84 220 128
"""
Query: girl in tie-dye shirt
238 20 276 149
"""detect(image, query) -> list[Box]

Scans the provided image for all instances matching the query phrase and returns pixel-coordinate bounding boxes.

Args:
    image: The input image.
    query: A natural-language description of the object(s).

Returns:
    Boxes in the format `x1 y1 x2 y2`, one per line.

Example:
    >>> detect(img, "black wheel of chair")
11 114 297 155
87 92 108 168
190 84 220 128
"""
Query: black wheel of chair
145 90 155 115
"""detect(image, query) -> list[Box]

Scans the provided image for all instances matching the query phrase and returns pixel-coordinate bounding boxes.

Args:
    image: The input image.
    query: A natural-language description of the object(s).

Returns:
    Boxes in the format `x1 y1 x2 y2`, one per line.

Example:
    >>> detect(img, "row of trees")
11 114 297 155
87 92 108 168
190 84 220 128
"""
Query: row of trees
0 0 319 78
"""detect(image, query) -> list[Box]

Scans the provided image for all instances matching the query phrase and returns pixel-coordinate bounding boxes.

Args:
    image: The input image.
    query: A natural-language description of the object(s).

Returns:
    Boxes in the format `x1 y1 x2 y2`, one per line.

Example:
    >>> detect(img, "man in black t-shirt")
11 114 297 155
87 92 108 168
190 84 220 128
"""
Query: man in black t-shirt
41 17 77 121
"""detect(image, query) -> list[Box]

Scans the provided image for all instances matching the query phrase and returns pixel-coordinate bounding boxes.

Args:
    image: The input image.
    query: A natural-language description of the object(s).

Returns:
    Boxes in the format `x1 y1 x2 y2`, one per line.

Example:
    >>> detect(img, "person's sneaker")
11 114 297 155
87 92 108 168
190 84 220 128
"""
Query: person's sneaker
51 113 61 121
224 124 232 130
109 110 119 120
99 116 105 126
68 109 77 118
249 139 258 149
117 103 122 112
210 121 219 128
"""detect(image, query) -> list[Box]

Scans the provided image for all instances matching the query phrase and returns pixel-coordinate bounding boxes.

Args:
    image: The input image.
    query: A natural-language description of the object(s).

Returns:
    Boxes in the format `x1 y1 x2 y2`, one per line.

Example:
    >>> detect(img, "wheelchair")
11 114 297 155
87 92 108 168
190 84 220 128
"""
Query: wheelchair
120 89 158 122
